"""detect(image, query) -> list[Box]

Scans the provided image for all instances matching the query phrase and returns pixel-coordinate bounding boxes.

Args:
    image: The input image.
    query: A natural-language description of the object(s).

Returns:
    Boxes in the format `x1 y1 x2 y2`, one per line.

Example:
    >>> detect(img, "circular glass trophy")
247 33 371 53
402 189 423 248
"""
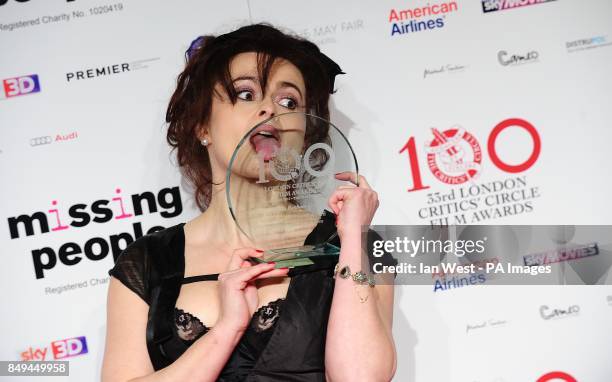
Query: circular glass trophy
226 111 359 268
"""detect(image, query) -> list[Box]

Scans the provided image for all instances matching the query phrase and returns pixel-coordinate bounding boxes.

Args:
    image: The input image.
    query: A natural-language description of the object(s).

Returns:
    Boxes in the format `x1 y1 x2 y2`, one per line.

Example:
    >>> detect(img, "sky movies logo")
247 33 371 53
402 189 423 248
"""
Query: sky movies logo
1 74 40 99
523 243 599 266
482 0 556 13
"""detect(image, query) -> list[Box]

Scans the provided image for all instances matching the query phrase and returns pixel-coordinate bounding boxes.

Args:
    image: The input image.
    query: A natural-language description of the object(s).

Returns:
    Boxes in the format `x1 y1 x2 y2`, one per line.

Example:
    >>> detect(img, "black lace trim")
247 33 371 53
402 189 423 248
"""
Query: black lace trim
175 308 209 341
250 297 284 333
174 298 286 342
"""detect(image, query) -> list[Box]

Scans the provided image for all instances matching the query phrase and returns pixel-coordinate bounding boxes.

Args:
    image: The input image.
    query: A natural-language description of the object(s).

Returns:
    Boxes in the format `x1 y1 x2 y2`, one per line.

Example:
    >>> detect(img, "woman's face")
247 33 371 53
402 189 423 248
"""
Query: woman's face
202 52 308 182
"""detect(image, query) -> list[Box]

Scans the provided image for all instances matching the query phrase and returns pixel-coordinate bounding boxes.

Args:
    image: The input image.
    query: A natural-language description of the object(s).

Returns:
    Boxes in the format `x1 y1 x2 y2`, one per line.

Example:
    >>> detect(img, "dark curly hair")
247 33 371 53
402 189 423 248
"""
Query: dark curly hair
166 23 344 211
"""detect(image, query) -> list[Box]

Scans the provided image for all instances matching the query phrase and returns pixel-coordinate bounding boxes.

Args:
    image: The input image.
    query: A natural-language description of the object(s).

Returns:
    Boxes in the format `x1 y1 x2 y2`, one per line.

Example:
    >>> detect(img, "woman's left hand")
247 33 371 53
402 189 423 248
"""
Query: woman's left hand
328 172 379 240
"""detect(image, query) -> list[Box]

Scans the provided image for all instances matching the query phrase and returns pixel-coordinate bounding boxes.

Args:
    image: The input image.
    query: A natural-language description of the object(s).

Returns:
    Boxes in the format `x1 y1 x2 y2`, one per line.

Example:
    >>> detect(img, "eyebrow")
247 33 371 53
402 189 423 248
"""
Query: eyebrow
232 75 303 99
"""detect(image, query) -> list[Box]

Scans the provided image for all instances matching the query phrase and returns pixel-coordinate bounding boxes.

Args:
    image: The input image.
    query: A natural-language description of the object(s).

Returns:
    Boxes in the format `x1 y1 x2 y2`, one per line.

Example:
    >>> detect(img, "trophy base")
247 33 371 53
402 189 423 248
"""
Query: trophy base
252 243 340 268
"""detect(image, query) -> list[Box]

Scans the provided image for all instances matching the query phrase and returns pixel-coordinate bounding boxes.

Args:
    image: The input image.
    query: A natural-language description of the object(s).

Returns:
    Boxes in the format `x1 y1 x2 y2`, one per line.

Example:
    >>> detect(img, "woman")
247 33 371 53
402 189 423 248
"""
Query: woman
102 23 396 381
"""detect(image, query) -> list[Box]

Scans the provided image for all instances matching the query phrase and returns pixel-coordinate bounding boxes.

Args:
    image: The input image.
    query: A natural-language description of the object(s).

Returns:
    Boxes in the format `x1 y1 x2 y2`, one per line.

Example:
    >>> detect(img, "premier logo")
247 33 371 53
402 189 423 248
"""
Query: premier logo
388 1 458 37
65 58 159 82
482 0 556 13
66 63 130 82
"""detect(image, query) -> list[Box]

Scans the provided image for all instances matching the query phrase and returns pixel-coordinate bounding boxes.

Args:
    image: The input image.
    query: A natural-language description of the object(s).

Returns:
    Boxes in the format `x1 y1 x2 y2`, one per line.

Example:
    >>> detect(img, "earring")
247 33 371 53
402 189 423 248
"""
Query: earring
201 138 209 146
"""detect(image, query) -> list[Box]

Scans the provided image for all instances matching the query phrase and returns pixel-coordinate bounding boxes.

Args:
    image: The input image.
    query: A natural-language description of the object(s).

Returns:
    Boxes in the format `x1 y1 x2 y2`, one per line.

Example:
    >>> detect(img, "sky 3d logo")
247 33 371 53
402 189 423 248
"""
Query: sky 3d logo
1 74 41 99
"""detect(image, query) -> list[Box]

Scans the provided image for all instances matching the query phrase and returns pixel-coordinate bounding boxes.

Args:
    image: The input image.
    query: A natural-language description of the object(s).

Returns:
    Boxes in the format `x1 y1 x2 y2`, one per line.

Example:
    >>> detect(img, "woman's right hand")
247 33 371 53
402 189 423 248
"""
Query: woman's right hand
215 248 289 334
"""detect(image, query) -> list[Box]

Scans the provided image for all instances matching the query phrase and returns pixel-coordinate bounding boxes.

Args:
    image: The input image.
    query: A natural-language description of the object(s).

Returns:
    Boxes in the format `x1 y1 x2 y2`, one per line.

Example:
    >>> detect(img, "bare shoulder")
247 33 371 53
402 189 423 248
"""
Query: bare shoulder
102 223 185 381
102 276 154 381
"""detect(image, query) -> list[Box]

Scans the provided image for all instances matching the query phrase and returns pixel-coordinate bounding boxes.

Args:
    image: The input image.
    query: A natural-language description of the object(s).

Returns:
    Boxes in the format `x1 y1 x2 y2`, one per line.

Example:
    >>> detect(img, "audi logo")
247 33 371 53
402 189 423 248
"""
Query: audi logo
30 136 52 147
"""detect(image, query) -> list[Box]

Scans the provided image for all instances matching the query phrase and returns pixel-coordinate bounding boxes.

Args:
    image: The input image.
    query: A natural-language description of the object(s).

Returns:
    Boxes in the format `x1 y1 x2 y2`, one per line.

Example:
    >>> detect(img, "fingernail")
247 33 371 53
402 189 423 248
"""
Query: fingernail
255 249 264 253
280 267 289 270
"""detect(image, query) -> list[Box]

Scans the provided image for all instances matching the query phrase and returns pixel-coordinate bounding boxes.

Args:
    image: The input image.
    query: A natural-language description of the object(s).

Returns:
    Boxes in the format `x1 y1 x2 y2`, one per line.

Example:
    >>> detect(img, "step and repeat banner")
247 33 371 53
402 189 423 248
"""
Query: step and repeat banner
1 0 611 381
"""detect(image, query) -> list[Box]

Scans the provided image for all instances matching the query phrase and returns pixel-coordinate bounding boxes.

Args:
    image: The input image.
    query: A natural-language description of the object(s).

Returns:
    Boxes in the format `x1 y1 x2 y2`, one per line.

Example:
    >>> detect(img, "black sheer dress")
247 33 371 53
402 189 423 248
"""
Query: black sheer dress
108 210 396 381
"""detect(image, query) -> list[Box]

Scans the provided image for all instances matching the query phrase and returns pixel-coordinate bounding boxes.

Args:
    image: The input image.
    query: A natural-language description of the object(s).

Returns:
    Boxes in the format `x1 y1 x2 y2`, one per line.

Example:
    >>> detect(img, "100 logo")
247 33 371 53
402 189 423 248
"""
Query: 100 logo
399 118 541 191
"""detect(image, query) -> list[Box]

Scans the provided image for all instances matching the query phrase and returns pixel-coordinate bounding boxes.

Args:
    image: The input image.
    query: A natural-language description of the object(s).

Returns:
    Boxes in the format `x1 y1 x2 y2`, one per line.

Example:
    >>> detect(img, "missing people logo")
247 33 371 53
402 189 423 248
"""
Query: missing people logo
425 126 482 185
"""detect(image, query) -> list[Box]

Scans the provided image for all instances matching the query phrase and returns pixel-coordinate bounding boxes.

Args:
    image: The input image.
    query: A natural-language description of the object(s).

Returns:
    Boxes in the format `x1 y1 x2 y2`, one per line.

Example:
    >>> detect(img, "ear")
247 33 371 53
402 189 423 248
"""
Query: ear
196 124 209 141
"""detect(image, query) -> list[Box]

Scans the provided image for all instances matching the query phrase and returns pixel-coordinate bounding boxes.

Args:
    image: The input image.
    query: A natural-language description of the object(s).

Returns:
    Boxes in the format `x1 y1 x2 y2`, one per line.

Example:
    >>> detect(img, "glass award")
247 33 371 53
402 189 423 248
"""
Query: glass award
226 111 359 268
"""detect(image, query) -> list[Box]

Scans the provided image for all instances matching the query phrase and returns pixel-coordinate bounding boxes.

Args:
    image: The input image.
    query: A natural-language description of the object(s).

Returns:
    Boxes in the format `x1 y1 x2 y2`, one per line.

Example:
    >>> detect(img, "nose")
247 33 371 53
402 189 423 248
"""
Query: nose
257 96 276 119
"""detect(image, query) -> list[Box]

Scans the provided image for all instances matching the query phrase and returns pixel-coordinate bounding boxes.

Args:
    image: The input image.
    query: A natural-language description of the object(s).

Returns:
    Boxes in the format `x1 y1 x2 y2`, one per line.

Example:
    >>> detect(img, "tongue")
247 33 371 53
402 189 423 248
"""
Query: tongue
251 135 280 161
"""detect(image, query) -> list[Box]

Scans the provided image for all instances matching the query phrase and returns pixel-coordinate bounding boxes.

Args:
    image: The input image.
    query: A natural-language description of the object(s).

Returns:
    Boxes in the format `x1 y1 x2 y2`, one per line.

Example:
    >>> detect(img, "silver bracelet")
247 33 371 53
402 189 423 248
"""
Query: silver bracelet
333 263 375 288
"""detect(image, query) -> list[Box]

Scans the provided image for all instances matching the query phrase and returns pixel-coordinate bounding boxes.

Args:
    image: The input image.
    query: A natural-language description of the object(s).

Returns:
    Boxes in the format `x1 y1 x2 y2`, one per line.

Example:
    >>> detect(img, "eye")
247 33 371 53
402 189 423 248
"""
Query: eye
278 96 298 110
236 89 254 101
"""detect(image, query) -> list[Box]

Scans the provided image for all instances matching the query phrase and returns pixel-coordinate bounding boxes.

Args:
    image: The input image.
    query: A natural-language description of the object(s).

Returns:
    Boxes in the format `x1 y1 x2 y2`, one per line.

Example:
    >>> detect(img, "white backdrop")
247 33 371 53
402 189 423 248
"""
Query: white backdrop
1 0 611 381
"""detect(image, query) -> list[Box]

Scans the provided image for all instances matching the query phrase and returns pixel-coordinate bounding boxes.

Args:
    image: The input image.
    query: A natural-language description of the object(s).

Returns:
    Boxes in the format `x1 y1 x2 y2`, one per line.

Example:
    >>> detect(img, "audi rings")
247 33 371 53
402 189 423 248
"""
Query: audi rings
30 136 52 147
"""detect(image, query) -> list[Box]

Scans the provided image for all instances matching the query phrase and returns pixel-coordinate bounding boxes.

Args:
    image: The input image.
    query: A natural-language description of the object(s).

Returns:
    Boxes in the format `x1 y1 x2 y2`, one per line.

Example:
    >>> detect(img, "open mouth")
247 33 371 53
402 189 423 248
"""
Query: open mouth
249 124 281 161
